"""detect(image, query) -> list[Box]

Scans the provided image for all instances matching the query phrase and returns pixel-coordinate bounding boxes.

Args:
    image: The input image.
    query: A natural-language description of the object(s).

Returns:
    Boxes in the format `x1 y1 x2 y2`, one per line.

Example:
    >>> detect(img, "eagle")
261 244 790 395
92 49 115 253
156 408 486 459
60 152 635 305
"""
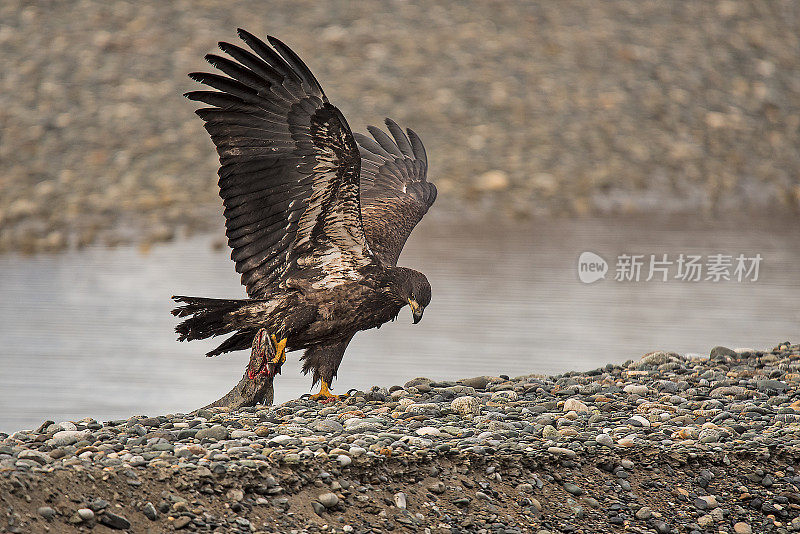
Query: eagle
172 30 437 402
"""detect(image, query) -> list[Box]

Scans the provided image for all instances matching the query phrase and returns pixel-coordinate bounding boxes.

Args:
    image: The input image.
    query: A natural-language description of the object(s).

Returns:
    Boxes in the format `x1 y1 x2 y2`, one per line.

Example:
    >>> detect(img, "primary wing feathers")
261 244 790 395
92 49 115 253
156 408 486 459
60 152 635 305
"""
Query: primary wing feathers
187 30 370 298
356 119 437 266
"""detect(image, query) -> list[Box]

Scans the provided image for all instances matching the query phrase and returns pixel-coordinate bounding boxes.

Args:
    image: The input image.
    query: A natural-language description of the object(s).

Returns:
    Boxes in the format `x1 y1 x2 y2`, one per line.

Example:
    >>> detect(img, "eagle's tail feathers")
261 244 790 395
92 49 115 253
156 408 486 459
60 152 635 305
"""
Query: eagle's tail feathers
206 329 258 357
171 295 253 346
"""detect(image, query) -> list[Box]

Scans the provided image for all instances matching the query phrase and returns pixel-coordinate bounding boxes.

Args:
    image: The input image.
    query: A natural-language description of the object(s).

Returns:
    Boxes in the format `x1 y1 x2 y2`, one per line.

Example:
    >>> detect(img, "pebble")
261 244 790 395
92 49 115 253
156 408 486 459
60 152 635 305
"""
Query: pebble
49 430 87 446
542 425 559 440
595 433 614 447
173 516 191 529
733 523 752 534
37 506 56 520
196 425 229 441
318 492 339 509
451 396 480 417
623 384 648 395
628 415 651 428
77 509 94 521
143 502 158 521
547 447 577 459
459 376 490 389
98 511 129 530
563 398 589 413
563 482 584 496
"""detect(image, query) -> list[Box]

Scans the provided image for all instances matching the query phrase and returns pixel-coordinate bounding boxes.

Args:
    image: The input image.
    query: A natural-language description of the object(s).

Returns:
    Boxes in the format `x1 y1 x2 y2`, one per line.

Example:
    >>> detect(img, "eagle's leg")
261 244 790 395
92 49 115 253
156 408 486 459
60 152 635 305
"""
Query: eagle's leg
247 329 287 380
300 336 354 403
308 380 343 403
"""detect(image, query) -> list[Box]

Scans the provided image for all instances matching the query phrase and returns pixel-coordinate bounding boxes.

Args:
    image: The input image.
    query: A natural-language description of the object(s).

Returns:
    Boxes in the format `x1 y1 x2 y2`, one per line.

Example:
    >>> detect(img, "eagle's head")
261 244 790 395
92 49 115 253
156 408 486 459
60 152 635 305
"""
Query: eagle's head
390 267 431 324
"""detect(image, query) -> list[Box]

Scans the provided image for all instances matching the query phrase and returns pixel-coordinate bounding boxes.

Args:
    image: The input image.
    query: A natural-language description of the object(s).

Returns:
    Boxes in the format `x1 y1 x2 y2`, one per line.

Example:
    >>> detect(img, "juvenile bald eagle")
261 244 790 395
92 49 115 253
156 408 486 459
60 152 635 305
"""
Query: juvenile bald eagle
172 30 436 401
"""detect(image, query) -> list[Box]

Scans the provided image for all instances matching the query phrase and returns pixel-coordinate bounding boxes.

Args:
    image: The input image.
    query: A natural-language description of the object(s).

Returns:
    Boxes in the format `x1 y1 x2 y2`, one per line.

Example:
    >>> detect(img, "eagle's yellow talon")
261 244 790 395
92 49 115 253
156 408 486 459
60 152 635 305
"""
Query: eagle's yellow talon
270 334 287 366
309 381 342 403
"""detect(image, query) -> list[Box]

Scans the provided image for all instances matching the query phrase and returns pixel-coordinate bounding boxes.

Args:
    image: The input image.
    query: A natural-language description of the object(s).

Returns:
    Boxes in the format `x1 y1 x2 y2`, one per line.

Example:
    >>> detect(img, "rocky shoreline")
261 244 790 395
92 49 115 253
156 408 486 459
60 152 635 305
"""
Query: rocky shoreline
2 343 800 533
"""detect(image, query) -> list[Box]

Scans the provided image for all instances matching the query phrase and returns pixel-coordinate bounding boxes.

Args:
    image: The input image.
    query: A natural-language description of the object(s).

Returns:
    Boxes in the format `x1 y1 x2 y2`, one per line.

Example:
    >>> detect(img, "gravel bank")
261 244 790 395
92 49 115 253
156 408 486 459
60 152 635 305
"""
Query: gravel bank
1 1 799 253
2 343 800 532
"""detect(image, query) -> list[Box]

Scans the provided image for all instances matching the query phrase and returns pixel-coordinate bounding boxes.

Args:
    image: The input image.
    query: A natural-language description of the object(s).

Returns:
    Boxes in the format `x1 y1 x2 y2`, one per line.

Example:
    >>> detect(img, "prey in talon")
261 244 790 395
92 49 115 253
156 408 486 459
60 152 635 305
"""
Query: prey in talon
246 329 287 380
171 29 437 404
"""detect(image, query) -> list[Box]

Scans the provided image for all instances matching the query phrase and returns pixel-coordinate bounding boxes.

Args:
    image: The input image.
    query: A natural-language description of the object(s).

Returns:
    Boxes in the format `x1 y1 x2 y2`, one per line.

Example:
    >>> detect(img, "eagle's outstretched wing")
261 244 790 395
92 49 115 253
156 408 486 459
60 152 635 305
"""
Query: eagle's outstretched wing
187 30 371 298
355 119 437 266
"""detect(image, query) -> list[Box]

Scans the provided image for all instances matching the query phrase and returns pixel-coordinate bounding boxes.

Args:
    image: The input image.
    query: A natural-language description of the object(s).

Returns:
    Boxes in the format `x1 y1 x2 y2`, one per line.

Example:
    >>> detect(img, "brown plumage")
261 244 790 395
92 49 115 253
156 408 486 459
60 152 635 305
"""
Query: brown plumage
172 30 436 396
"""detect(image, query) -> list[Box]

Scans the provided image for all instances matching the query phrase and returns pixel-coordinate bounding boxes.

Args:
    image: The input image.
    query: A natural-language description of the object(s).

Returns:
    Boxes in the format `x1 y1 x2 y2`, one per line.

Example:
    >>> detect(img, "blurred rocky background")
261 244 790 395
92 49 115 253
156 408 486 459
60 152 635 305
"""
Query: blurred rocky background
1 0 798 253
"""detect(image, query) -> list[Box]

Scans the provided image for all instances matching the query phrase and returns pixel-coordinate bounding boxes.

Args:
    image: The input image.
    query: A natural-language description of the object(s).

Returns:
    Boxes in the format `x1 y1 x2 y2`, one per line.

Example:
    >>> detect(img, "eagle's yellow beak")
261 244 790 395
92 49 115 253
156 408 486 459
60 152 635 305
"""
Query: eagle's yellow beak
408 298 424 324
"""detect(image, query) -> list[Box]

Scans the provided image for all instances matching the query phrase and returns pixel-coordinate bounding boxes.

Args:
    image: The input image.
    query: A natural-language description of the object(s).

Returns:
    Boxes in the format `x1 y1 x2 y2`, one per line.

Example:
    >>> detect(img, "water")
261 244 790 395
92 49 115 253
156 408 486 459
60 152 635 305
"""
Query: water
1 213 798 433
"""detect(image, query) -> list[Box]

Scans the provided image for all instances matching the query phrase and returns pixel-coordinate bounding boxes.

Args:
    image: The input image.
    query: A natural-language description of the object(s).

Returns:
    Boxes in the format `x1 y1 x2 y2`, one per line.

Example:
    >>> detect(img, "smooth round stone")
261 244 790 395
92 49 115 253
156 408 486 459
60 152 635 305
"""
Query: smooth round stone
195 425 229 441
617 436 637 447
337 454 352 466
517 483 534 494
596 433 614 447
311 420 343 433
348 446 366 457
50 430 88 446
37 506 56 520
459 376 490 389
547 446 577 459
623 384 649 395
563 399 589 413
56 421 78 432
77 508 94 521
628 415 651 428
318 492 339 508
733 523 752 534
